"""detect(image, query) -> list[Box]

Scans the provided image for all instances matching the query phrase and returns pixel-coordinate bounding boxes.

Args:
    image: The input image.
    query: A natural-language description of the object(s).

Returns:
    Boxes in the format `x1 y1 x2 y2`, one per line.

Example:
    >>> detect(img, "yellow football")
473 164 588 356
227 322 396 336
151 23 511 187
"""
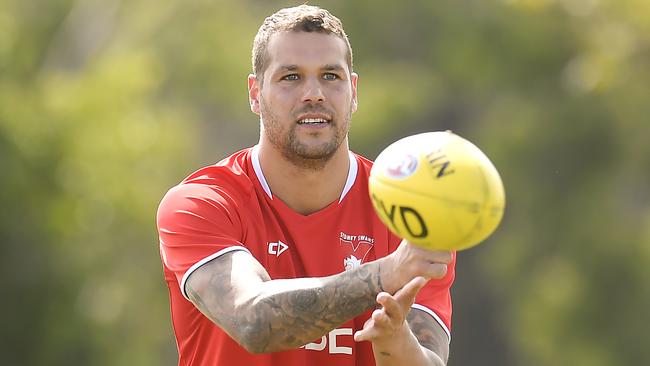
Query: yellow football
369 131 505 251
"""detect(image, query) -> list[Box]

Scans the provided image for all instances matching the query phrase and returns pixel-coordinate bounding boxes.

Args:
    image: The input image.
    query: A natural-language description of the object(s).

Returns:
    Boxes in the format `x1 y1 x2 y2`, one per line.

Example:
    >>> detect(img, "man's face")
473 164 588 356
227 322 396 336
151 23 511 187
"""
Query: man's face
249 31 358 165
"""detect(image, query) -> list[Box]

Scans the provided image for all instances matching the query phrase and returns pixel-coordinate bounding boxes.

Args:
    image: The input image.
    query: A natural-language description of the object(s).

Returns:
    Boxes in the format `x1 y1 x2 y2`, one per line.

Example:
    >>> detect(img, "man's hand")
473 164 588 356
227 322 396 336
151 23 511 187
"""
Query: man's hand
356 242 453 366
379 240 453 294
354 276 427 343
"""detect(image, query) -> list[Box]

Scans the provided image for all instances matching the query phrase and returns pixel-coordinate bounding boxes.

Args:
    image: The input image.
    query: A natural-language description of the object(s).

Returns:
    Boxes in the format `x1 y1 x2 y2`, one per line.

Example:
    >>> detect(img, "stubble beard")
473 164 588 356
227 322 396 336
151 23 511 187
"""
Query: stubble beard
260 101 351 171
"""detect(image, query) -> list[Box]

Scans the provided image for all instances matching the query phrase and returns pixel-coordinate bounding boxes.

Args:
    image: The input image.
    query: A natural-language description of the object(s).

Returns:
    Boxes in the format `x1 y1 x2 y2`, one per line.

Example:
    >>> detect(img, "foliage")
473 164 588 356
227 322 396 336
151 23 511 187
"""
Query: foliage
1 0 648 365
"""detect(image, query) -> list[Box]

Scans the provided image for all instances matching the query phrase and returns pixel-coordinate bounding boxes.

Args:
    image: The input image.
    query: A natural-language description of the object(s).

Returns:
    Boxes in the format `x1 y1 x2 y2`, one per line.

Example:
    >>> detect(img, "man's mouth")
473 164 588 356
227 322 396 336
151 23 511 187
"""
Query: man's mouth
297 117 330 125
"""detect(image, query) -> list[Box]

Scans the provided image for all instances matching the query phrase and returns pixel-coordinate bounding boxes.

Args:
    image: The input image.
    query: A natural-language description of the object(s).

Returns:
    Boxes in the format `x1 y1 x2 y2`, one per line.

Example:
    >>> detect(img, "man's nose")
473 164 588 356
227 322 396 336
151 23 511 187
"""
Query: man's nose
302 77 325 103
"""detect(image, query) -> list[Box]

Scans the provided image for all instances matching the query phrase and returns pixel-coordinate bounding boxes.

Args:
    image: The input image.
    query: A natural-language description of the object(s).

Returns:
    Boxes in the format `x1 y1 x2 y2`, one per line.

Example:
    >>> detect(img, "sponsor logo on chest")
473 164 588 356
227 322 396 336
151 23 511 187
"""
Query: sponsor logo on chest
301 327 354 355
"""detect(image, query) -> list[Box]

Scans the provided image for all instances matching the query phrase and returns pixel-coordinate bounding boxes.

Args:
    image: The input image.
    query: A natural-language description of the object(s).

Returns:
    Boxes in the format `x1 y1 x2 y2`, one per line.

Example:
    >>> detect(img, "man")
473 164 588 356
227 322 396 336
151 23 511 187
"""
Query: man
157 5 456 366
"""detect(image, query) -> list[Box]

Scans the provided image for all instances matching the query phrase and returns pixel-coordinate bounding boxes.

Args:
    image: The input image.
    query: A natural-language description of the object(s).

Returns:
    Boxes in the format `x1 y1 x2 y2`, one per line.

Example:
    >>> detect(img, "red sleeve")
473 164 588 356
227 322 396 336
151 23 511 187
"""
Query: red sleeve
157 182 249 299
413 251 455 341
387 232 455 341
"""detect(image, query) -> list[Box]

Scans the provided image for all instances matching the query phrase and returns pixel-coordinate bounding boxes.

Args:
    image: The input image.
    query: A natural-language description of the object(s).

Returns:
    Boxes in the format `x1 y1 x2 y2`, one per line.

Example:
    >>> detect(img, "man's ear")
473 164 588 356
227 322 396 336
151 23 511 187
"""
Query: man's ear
248 74 261 115
350 72 359 113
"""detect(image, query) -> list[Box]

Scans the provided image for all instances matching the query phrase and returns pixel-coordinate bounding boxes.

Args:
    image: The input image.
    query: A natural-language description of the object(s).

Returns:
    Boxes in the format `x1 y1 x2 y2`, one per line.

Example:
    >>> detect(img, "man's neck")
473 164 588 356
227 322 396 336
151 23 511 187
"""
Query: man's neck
258 141 351 216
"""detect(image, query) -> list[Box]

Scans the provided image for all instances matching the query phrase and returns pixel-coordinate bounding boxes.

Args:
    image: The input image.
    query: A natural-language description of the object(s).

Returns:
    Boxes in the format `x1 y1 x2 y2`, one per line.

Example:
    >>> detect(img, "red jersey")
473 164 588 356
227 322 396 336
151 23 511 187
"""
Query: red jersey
157 146 455 366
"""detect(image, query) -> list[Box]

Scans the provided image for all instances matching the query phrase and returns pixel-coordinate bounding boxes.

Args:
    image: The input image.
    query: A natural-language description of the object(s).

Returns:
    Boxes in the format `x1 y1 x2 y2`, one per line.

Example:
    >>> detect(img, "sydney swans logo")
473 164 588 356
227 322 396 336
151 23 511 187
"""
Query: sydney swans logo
340 232 374 271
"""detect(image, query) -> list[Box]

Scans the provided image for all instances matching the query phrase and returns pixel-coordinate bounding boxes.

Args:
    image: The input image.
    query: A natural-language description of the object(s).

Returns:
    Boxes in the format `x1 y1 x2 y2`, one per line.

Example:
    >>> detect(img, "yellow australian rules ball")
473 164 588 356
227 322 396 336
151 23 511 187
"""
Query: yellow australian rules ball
369 131 505 251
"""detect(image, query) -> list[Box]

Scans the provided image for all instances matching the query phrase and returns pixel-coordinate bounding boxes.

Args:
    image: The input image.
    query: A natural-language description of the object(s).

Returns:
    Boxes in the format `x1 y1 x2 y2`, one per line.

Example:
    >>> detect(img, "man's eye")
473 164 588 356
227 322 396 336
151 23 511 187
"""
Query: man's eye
323 73 339 81
282 74 300 81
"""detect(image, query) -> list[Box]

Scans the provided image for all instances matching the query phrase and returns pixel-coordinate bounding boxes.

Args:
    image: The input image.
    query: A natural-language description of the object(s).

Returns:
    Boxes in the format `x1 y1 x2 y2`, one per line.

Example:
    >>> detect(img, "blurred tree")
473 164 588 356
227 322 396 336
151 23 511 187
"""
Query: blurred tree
1 0 648 365
1 0 197 364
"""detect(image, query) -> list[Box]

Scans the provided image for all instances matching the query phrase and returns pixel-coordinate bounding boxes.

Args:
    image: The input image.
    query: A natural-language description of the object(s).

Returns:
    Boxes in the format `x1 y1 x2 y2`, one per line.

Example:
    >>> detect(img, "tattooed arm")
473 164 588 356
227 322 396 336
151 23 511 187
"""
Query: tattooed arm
353 277 450 366
185 242 452 354
185 249 383 354
406 308 450 364
363 308 449 366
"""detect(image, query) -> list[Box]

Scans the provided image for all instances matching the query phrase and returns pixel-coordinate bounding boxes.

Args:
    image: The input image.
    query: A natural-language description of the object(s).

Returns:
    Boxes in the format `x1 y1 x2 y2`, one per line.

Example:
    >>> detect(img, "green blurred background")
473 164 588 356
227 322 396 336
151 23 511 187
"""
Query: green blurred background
2 0 649 365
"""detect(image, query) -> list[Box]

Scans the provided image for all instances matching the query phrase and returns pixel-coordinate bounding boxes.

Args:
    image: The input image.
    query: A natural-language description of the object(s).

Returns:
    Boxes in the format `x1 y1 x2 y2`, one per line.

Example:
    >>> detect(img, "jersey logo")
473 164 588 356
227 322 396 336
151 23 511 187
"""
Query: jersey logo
344 255 362 271
339 232 374 271
267 240 289 257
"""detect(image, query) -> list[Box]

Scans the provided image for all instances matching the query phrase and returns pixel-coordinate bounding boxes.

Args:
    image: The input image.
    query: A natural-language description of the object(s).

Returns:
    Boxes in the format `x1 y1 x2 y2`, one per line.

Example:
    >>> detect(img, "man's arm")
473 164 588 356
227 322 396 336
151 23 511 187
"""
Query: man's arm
353 277 450 366
185 249 383 354
406 308 450 364
185 242 451 354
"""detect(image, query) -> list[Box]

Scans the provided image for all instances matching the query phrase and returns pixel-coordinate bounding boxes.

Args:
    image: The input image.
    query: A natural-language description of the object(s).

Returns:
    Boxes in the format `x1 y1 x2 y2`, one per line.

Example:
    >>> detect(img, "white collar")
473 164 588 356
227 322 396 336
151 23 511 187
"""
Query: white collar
251 145 358 203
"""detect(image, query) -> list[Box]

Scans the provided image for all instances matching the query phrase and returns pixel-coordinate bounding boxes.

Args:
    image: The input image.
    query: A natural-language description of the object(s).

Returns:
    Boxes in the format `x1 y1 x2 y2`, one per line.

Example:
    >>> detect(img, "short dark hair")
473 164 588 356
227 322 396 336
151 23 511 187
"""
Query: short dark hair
252 5 353 83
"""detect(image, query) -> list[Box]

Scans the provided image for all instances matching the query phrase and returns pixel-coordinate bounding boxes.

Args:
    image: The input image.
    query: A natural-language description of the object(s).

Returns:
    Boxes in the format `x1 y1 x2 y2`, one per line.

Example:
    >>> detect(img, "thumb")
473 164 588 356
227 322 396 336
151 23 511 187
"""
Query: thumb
393 276 427 307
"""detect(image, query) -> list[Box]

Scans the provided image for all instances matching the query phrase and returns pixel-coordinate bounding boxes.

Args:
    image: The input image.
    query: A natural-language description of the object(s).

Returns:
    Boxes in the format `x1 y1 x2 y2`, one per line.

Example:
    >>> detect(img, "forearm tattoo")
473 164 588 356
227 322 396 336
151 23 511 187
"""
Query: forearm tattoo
407 309 448 361
187 267 240 333
187 259 384 353
254 264 382 352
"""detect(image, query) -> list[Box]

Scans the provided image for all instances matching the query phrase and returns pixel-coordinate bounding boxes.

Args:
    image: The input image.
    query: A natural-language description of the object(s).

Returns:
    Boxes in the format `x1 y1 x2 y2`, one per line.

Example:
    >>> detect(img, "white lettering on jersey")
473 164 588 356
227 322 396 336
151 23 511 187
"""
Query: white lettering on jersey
267 241 288 257
303 336 326 351
329 328 353 354
340 232 375 246
302 327 353 355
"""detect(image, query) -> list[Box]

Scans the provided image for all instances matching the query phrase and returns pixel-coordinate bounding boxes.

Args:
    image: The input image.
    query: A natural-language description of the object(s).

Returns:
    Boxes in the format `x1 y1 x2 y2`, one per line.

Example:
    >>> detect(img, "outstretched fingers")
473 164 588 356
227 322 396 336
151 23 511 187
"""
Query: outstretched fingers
354 277 428 342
